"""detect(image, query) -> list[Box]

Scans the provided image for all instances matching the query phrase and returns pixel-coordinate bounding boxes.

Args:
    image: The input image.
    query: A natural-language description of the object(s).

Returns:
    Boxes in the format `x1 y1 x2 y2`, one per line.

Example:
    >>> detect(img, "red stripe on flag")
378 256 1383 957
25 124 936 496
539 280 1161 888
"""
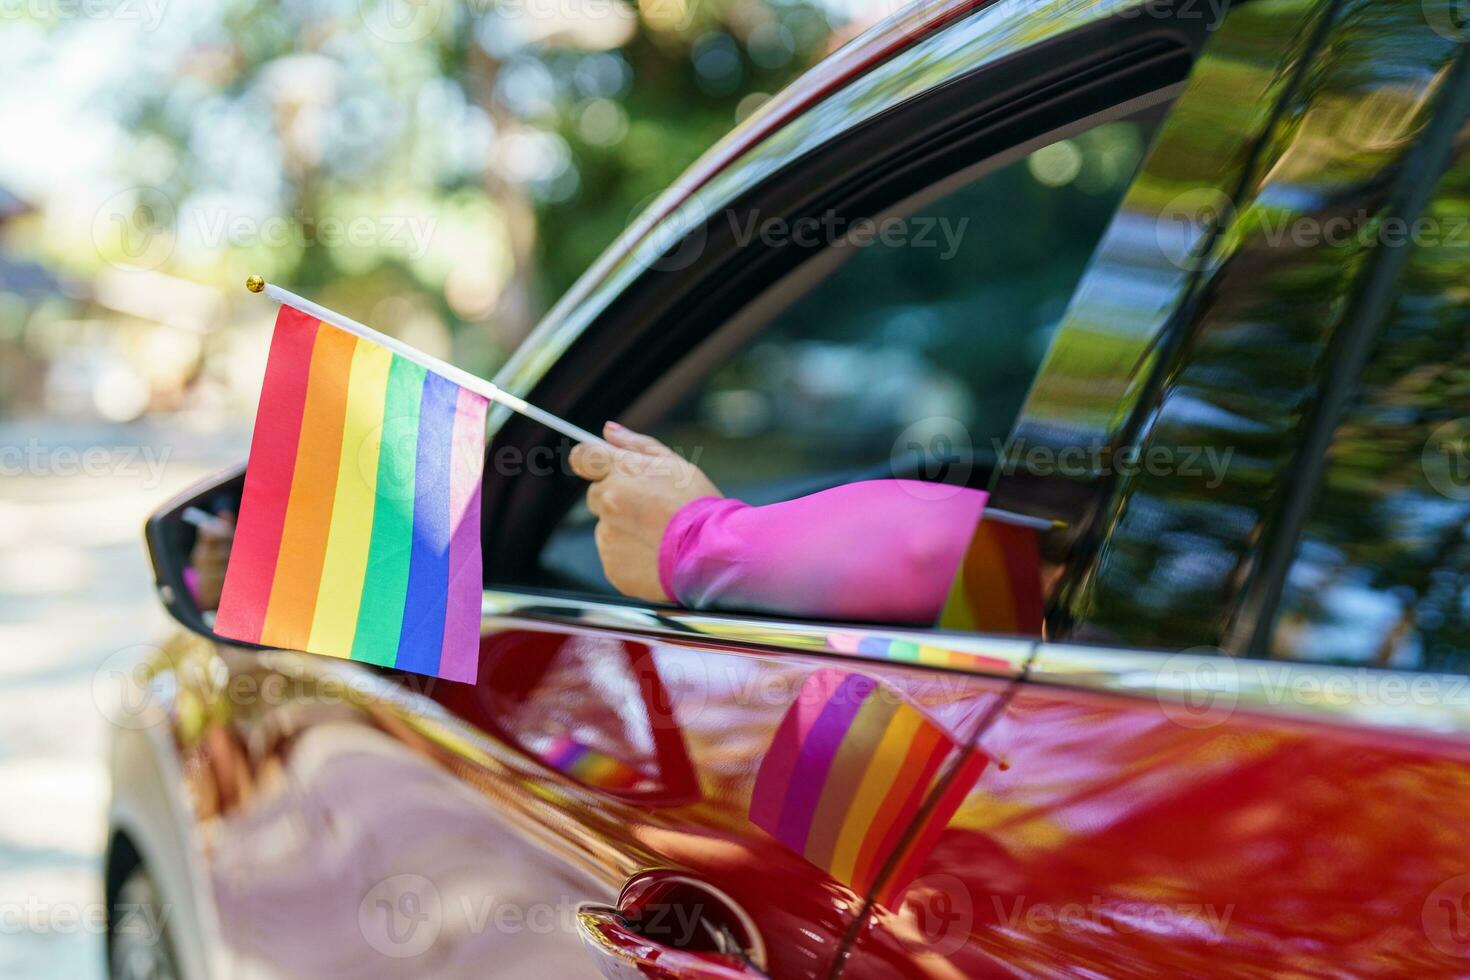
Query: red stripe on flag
875 749 990 908
995 522 1045 634
215 307 320 643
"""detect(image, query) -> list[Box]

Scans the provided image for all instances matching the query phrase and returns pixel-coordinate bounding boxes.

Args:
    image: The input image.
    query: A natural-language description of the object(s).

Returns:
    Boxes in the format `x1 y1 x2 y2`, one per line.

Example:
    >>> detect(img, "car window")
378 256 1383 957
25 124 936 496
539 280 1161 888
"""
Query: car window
538 113 1165 595
943 0 1469 651
648 120 1154 499
1267 134 1470 673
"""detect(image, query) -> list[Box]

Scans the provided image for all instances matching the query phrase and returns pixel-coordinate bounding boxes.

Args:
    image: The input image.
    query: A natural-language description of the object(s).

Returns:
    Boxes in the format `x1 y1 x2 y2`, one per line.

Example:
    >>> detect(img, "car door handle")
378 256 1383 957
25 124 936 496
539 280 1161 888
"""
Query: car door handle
575 873 768 979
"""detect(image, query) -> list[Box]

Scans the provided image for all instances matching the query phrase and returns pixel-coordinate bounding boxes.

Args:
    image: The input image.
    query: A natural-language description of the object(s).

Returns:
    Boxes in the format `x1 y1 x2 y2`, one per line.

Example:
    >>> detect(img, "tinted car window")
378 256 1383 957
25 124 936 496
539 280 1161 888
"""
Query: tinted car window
539 119 1161 593
1269 127 1470 672
648 123 1153 501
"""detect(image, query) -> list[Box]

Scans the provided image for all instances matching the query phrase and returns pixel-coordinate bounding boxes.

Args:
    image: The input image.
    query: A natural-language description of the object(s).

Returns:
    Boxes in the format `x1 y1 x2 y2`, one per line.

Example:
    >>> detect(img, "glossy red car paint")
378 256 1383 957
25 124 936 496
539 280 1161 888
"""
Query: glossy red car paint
852 684 1470 977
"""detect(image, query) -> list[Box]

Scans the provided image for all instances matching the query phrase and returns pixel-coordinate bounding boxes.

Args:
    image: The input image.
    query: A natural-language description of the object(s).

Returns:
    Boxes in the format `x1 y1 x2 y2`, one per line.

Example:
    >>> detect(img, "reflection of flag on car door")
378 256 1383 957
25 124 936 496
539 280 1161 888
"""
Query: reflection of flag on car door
750 669 987 904
545 734 646 791
215 305 488 682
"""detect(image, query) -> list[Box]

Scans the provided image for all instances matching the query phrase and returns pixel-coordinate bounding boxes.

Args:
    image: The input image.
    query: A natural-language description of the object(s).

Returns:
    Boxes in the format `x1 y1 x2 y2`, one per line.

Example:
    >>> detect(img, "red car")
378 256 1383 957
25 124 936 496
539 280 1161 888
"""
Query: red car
115 0 1470 976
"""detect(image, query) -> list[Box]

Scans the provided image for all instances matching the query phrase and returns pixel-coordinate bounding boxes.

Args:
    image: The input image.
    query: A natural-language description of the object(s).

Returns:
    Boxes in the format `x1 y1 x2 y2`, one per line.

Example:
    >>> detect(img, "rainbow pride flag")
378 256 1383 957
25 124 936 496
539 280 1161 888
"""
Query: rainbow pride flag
939 515 1044 635
545 734 646 791
750 669 987 904
215 305 488 682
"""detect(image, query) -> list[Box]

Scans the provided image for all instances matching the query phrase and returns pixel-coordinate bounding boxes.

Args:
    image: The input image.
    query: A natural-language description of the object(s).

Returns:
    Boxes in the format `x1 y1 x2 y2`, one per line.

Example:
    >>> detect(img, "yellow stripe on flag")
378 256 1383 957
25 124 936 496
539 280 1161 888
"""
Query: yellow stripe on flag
827 705 925 887
261 326 357 650
307 340 393 658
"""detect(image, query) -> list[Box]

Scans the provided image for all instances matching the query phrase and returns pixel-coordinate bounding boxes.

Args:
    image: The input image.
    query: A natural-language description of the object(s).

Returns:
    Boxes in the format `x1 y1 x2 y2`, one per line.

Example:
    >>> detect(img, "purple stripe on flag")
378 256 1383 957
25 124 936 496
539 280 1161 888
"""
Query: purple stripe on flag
436 387 488 683
775 672 876 852
394 371 457 675
750 669 849 832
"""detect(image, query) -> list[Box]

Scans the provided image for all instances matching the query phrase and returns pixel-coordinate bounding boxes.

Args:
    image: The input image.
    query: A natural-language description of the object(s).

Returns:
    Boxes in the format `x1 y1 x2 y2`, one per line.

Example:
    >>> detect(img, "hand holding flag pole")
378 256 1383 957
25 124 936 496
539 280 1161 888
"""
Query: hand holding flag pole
244 275 610 449
216 276 608 685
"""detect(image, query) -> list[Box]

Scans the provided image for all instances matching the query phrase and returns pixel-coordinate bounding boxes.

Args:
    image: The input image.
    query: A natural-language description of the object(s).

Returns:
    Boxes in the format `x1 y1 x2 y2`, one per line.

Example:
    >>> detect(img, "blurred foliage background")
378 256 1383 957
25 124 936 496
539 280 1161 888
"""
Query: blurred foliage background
1 7 907 975
0 0 889 431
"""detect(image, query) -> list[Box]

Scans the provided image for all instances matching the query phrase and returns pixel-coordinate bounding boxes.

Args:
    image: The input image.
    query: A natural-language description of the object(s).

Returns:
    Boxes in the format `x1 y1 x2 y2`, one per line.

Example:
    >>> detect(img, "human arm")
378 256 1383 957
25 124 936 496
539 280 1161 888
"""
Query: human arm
657 481 985 624
569 423 986 623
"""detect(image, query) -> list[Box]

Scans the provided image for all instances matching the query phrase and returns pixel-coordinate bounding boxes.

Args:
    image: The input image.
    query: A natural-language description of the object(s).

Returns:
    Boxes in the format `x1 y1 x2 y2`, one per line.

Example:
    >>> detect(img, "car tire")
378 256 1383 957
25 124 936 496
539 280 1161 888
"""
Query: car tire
107 863 182 980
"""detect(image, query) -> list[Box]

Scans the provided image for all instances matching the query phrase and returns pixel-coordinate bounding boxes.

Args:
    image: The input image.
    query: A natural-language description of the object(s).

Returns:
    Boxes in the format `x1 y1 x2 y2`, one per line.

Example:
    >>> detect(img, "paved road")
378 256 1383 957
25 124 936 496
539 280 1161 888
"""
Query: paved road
0 420 245 979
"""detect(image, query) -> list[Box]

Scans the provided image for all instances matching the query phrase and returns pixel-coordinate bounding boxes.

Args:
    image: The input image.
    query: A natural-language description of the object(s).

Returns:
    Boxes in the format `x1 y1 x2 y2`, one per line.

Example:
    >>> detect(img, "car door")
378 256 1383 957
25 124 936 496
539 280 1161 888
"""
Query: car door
842 0 1470 974
144 5 1216 979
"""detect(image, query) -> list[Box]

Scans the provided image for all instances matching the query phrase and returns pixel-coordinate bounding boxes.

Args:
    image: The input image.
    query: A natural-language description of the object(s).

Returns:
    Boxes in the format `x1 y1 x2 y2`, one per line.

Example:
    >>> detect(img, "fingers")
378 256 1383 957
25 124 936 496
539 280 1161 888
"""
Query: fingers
586 480 611 517
591 520 667 602
603 420 667 456
576 423 679 487
570 440 616 481
588 477 641 522
571 424 666 483
571 442 646 482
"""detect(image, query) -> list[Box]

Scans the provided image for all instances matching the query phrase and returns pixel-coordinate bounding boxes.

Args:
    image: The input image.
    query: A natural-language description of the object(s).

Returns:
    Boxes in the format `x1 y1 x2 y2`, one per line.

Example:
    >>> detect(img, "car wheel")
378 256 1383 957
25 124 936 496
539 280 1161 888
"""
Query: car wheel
108 864 182 980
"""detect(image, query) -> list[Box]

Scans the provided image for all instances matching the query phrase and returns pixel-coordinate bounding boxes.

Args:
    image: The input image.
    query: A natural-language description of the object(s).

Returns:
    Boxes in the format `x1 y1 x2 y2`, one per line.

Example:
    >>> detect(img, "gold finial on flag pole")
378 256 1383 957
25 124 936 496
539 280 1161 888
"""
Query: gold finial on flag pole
245 274 265 293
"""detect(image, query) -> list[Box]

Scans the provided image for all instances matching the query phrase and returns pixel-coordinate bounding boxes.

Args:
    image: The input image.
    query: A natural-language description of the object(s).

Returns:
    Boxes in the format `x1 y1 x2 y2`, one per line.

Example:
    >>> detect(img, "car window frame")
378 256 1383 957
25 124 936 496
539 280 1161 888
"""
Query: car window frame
518 91 1183 598
479 8 1210 625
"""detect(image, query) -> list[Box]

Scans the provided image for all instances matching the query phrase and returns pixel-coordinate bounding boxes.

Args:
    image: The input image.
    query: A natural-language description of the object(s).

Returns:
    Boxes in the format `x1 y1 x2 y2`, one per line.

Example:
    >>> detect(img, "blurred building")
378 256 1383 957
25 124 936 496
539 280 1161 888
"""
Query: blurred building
0 185 66 417
0 186 63 300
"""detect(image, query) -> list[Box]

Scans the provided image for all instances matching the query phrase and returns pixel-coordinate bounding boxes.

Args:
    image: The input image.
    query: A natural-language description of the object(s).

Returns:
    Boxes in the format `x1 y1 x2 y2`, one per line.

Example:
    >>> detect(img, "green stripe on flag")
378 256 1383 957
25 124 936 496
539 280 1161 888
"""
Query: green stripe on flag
351 356 427 667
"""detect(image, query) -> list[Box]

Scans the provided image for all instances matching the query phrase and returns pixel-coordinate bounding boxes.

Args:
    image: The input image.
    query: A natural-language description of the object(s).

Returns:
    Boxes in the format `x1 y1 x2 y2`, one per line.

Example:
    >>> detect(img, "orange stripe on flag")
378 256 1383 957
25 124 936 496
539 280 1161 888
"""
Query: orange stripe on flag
260 325 357 650
850 721 947 893
966 523 1019 633
875 749 990 908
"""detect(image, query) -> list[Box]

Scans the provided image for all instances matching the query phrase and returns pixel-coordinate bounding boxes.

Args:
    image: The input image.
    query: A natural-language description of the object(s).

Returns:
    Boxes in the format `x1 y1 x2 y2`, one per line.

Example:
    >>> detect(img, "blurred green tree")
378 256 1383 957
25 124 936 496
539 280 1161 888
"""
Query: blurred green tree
15 0 840 385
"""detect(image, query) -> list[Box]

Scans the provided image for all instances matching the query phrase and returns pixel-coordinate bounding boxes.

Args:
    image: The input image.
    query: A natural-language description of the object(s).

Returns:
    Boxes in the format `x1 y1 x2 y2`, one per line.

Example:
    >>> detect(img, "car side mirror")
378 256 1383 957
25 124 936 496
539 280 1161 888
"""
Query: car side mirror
144 465 250 642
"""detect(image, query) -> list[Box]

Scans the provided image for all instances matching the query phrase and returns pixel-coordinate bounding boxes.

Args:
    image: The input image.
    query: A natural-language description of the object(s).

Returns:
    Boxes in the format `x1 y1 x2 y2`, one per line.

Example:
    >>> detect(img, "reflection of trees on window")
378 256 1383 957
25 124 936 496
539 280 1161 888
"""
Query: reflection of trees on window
1049 2 1465 654
1272 130 1470 672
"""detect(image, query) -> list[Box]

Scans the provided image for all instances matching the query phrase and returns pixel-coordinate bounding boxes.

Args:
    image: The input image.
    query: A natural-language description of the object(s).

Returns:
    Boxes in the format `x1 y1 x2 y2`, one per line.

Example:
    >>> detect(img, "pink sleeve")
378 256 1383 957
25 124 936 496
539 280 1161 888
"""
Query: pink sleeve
182 565 202 604
658 480 987 624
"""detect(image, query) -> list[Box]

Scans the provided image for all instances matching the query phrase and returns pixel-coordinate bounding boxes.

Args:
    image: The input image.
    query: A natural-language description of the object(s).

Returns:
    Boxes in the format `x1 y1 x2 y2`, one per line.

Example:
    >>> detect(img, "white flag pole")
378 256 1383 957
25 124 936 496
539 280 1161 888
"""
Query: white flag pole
247 276 609 448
